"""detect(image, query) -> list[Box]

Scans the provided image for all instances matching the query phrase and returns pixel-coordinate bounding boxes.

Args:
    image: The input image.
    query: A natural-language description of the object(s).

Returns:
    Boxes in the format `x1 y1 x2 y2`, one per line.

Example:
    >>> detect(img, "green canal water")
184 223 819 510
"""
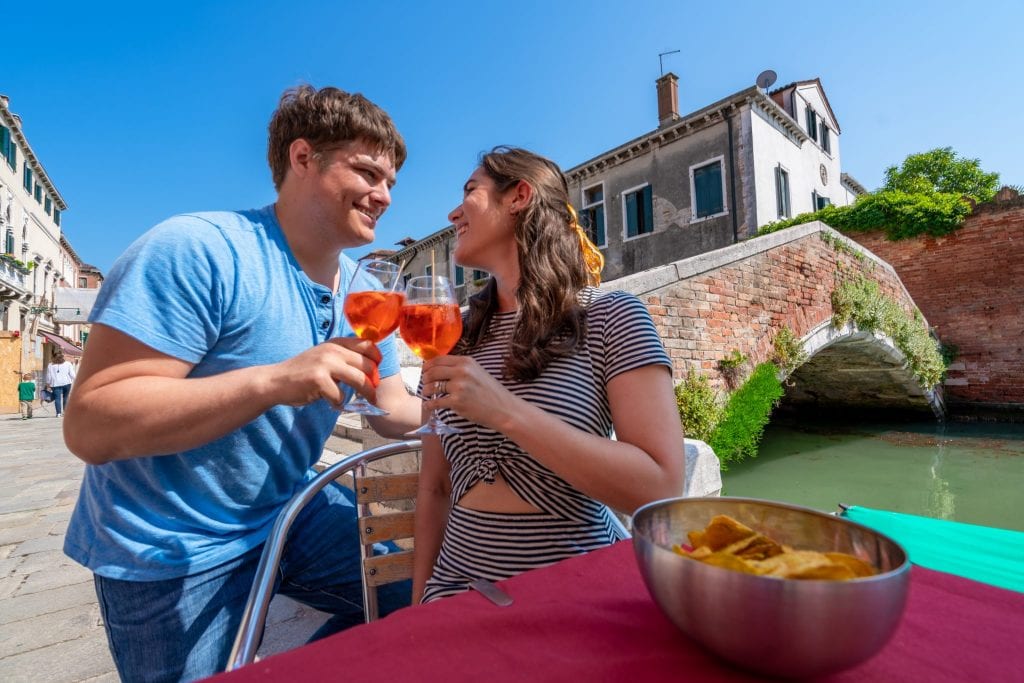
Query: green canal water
721 420 1024 532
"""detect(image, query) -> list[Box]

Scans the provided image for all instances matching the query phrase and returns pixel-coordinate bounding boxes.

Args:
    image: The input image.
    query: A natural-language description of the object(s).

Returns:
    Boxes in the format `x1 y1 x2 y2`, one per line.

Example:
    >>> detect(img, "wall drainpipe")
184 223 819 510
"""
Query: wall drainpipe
726 108 740 243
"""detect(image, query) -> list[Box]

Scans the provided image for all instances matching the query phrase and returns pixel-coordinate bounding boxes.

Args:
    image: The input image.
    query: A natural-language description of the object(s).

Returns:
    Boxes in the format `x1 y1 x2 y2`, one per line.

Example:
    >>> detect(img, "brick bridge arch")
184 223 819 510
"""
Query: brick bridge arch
604 221 945 417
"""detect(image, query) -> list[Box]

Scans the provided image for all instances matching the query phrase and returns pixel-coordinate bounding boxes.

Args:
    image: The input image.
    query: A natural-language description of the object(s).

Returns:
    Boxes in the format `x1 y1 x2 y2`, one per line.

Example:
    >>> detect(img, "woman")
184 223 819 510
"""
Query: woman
45 349 77 417
412 147 685 603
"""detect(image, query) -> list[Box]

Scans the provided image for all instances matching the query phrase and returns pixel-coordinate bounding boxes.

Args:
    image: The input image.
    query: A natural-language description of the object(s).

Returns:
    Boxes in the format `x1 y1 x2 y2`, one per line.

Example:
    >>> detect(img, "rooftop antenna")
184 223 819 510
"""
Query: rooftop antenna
756 69 778 93
658 49 681 76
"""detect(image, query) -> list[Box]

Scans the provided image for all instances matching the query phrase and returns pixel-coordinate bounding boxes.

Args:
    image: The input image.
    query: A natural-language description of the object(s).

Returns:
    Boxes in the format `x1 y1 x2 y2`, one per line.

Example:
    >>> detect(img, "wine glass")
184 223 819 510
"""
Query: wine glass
399 275 463 436
342 259 404 415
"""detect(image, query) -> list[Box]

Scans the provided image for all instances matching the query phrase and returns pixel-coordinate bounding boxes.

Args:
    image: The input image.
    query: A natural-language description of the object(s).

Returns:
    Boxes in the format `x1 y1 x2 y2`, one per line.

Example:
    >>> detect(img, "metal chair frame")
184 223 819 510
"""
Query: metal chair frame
226 439 422 671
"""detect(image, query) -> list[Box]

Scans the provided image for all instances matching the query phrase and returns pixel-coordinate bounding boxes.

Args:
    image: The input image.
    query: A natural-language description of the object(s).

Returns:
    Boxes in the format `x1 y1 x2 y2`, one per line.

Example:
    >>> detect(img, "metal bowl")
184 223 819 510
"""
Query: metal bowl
632 497 910 679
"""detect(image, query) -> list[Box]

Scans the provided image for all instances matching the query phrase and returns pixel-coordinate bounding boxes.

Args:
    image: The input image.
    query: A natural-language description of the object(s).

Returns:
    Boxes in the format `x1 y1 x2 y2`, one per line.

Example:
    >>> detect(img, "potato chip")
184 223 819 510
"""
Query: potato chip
698 515 758 551
674 515 878 581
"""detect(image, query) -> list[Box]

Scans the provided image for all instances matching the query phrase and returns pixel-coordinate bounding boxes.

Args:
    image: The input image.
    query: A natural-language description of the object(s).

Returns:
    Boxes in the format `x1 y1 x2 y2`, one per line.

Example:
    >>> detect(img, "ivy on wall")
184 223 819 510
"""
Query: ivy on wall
831 275 946 389
758 190 972 241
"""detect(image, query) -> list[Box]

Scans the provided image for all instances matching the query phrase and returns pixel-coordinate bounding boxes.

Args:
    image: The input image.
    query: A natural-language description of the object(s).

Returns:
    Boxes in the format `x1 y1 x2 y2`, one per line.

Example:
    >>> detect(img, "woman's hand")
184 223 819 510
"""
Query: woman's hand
420 356 521 432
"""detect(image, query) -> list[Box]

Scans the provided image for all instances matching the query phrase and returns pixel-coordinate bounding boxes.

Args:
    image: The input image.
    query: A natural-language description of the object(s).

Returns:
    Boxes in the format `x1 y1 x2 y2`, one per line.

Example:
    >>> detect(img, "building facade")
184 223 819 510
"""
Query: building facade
380 73 864 299
0 94 85 412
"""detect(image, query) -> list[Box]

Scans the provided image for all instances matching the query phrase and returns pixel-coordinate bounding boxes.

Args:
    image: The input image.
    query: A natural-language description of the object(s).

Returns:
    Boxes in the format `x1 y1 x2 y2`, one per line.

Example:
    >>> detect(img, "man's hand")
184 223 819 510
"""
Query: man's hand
269 337 385 408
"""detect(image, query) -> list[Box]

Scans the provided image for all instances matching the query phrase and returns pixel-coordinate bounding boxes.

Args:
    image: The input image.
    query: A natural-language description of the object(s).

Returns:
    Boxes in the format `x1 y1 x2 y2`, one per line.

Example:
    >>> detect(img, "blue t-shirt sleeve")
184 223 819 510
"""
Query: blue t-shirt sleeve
90 215 234 364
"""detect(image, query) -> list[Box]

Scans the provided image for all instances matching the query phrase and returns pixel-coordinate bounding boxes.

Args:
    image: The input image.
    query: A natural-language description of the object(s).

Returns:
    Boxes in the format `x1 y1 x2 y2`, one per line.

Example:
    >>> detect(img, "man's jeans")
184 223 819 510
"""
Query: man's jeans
93 482 411 683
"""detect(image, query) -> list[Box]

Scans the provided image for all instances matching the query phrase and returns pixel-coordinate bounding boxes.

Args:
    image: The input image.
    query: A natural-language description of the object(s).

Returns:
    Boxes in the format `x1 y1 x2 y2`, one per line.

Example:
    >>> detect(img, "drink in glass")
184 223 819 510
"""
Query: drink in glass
342 259 404 415
399 275 462 435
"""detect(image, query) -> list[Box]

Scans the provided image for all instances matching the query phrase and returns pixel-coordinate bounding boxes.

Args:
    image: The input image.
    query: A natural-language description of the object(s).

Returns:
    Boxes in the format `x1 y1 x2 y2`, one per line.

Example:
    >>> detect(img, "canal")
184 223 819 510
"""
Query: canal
721 419 1024 532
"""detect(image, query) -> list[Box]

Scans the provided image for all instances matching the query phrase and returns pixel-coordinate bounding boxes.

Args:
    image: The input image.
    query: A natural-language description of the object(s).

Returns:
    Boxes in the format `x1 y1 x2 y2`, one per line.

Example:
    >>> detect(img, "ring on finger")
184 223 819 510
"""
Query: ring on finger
437 380 448 395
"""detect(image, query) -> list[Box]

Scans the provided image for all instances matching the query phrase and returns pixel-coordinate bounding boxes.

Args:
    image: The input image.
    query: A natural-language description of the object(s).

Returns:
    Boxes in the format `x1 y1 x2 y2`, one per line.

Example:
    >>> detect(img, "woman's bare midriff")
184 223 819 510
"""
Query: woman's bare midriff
457 473 543 513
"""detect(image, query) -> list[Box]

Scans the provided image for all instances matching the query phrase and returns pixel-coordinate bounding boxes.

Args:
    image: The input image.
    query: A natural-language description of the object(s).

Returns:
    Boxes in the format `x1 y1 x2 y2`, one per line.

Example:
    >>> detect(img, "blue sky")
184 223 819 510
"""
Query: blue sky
7 0 1023 273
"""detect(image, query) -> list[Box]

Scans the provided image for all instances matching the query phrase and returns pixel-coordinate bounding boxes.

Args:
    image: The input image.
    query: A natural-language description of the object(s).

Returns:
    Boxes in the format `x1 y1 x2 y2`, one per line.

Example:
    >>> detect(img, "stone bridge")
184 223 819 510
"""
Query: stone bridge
604 221 945 418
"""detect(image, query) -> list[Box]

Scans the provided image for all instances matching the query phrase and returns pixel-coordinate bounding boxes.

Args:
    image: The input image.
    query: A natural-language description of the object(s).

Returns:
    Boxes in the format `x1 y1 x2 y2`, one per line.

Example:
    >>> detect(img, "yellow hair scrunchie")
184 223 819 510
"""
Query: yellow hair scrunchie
566 203 604 286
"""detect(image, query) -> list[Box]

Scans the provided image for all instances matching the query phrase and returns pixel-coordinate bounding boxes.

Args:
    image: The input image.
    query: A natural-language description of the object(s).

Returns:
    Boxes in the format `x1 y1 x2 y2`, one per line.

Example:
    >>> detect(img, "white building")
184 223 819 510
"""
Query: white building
0 94 82 412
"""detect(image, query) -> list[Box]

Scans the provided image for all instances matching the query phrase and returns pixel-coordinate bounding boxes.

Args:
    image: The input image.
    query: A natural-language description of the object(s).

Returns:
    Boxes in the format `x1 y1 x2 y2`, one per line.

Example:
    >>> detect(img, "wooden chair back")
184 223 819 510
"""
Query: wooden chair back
354 447 421 622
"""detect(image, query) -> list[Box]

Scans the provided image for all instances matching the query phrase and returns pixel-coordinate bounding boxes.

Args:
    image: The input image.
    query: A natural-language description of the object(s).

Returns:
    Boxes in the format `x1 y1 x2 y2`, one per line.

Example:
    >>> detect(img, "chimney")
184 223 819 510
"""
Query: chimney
656 72 680 127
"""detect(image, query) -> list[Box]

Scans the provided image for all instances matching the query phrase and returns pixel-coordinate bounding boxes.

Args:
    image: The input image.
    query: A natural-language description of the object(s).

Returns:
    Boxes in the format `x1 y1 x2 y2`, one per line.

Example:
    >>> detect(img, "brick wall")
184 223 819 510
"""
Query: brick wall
642 229 908 393
848 198 1024 410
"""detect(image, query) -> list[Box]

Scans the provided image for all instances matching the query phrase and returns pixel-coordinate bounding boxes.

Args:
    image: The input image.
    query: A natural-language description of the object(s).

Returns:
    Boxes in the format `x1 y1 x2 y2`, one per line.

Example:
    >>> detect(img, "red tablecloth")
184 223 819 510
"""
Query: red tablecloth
211 541 1024 682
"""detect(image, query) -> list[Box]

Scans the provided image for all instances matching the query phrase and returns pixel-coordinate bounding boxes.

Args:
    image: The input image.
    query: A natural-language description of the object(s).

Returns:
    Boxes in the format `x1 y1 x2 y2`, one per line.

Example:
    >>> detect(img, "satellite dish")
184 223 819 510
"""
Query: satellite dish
756 69 778 91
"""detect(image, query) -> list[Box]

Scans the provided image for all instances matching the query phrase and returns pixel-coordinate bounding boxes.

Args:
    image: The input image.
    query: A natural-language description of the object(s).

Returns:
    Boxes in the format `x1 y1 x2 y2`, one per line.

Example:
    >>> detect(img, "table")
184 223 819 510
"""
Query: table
210 541 1024 682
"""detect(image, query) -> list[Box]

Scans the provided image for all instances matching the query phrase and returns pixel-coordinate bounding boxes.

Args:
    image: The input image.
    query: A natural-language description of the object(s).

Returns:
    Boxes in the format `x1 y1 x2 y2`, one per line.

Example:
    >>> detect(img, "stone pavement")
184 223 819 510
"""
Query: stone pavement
0 413 368 683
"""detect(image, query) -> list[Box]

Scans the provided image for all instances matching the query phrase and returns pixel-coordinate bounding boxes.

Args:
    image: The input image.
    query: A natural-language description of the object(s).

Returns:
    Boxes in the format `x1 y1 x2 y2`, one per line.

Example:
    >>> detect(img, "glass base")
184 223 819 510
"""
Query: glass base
342 397 389 416
408 416 460 436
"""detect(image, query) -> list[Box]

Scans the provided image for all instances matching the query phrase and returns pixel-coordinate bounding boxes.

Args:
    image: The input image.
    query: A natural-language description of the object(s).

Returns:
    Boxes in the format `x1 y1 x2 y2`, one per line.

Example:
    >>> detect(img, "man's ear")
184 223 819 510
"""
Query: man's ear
288 139 316 179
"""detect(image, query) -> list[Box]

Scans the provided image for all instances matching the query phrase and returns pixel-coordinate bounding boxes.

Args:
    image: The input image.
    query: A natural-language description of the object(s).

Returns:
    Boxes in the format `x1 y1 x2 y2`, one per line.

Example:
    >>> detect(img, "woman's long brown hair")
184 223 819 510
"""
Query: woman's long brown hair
459 146 590 381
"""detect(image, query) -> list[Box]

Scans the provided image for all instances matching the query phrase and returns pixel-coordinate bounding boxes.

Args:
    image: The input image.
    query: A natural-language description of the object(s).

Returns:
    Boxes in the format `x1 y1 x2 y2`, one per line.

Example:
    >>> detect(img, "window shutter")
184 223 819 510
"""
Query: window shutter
775 167 783 217
625 191 638 237
642 185 653 234
695 163 724 217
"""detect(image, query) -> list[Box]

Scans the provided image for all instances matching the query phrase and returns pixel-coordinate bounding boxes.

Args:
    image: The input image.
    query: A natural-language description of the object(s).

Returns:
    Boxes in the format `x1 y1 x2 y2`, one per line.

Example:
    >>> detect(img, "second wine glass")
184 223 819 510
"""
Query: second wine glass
399 275 463 436
342 259 404 416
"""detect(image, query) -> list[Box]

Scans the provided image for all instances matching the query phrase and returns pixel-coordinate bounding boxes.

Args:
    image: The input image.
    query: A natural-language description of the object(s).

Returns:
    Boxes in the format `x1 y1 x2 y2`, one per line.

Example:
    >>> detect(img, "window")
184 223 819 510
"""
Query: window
580 183 606 246
34 183 42 203
402 273 411 289
820 125 831 154
775 166 791 218
472 269 488 282
53 209 61 227
805 106 818 142
623 184 654 238
4 228 13 255
424 264 433 277
44 196 52 215
812 191 831 210
0 125 15 170
454 265 464 287
78 276 87 287
23 163 33 193
690 158 726 220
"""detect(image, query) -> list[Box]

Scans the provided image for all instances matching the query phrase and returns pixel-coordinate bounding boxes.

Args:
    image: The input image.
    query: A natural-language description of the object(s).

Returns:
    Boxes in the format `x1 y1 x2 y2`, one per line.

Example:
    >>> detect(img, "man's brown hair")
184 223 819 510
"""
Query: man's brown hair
267 85 406 190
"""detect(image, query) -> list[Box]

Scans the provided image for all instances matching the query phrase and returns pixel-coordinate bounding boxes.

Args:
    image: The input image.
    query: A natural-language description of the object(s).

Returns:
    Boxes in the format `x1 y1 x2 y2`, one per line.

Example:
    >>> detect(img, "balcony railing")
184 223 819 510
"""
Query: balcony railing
0 257 29 297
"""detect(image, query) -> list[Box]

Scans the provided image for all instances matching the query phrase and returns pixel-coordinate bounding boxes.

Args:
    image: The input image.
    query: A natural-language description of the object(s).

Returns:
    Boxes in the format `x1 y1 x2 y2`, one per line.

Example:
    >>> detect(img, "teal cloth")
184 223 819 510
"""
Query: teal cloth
842 506 1024 593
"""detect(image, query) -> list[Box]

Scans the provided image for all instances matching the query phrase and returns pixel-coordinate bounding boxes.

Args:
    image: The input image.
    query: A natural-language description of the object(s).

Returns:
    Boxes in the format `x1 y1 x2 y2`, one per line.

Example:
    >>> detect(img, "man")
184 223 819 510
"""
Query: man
63 85 422 682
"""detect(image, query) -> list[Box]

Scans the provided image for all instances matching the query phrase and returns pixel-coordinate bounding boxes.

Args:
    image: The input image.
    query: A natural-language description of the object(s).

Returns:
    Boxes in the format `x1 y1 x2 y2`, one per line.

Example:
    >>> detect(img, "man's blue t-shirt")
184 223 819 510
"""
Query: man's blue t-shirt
64 206 399 580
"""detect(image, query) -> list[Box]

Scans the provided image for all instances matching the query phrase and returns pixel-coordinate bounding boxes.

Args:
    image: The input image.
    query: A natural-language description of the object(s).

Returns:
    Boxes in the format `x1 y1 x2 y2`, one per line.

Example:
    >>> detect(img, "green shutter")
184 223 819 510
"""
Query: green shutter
694 163 724 218
775 167 783 217
642 185 653 234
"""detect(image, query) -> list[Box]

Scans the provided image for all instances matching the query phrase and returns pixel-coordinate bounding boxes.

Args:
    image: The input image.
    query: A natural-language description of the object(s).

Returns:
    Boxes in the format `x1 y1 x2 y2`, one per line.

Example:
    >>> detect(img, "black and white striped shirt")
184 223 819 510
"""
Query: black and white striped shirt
438 287 672 521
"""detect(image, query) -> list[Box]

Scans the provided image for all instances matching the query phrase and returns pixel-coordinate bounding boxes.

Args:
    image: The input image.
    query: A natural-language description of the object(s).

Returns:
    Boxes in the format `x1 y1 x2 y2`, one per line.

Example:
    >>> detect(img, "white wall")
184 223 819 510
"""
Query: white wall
748 89 848 229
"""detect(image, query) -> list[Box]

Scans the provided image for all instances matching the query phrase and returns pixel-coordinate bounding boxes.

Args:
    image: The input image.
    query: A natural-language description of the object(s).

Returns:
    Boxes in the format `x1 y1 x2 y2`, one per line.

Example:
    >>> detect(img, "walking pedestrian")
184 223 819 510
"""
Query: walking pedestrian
17 372 35 419
45 350 75 417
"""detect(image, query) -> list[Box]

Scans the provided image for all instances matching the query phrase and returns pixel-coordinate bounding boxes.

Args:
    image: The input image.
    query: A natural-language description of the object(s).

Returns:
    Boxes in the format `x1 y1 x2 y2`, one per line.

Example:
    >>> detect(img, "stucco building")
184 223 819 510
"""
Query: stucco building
0 94 89 412
382 73 865 298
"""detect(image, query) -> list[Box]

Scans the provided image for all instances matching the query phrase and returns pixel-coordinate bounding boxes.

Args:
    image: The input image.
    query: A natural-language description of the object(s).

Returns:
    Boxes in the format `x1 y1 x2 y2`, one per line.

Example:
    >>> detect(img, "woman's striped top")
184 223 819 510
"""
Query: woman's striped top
437 287 672 523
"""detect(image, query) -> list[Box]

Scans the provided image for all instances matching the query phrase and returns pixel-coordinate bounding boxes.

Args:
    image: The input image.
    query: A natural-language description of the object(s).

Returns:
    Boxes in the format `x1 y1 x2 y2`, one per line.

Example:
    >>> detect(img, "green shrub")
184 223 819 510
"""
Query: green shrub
674 372 722 444
759 190 971 241
708 363 784 469
831 276 945 388
772 326 807 376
